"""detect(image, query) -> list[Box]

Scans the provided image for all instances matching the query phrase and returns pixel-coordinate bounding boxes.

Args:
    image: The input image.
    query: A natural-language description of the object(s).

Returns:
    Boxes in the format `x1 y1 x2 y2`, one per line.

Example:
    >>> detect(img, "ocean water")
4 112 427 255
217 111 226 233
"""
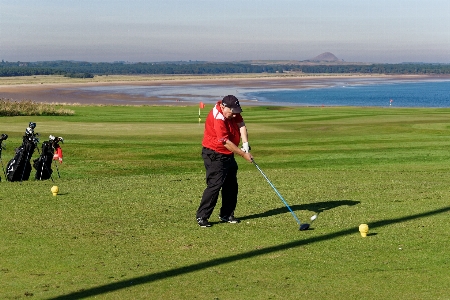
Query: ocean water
244 80 450 107
74 79 450 107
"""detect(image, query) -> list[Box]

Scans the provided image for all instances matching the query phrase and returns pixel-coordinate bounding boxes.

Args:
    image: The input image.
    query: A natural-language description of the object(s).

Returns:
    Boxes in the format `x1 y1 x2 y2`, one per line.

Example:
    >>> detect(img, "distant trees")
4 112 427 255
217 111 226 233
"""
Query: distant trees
64 72 94 78
0 61 286 76
294 64 450 74
0 60 450 77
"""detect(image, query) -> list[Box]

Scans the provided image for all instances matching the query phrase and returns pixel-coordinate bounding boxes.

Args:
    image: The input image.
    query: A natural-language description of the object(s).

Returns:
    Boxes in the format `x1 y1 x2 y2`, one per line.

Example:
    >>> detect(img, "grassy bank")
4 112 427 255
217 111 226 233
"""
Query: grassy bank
1 105 449 299
1 98 75 116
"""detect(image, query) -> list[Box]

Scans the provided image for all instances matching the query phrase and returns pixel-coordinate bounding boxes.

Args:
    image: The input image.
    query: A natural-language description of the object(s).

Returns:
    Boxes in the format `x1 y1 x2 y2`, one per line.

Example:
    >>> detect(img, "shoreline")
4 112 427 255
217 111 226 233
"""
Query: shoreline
1 74 450 106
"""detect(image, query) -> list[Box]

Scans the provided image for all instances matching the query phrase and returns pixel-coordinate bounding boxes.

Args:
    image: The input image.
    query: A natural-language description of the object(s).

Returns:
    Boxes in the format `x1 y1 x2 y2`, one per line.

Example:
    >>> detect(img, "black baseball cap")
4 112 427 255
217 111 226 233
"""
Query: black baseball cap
222 95 242 113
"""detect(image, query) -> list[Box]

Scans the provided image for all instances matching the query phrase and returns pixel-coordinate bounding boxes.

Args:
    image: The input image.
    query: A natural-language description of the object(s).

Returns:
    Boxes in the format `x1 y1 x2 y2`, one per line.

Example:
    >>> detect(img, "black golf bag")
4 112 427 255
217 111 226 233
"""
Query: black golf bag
6 123 39 182
33 135 63 180
0 133 8 182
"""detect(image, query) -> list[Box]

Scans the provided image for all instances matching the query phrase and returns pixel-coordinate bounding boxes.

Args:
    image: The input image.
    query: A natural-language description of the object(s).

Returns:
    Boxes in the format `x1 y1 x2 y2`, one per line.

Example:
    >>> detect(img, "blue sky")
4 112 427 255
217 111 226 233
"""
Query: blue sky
1 0 449 63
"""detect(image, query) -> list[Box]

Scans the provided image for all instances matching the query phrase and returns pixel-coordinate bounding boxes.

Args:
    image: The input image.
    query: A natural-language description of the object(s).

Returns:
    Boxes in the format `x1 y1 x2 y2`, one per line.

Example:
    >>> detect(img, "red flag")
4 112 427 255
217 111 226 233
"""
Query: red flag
199 102 205 109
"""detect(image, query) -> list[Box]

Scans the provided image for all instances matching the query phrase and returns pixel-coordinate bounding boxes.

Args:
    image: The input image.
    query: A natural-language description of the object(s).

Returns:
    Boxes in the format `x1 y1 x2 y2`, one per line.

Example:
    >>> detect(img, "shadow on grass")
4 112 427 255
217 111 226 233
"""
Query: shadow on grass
240 200 360 221
49 206 450 300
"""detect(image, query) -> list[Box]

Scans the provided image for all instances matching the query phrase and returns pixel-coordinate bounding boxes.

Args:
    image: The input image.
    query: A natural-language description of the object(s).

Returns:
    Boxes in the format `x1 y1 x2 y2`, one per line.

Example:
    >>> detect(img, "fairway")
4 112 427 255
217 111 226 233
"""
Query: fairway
1 105 449 299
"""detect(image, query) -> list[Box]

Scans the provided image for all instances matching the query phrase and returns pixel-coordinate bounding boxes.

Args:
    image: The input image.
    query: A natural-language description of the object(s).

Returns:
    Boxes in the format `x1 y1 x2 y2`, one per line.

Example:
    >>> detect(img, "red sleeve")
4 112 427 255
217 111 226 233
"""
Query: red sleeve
235 113 243 124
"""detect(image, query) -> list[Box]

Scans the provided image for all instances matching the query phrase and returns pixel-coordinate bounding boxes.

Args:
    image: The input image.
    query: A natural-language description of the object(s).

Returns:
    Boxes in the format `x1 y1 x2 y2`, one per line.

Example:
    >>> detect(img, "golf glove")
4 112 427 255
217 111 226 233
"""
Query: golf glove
241 142 251 153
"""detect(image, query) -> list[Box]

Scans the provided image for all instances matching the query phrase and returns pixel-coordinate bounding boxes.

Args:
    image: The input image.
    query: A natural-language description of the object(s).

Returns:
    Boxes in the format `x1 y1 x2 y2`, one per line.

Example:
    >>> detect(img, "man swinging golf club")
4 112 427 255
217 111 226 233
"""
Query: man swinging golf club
196 95 253 227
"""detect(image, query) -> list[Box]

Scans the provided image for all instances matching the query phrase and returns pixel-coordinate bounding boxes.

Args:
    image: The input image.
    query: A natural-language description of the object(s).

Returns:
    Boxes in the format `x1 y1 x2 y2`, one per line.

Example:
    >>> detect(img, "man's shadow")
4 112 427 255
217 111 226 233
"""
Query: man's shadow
240 200 360 221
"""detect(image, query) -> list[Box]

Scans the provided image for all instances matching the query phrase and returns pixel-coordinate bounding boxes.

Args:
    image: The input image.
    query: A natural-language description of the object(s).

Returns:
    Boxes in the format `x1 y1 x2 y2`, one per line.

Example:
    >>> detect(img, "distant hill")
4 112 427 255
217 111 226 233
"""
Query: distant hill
309 52 341 62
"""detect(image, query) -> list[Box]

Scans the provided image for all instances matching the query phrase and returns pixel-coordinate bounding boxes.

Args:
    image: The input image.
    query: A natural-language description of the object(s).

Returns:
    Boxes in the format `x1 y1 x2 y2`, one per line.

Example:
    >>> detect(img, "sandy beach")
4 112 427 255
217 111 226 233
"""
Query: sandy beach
1 74 449 106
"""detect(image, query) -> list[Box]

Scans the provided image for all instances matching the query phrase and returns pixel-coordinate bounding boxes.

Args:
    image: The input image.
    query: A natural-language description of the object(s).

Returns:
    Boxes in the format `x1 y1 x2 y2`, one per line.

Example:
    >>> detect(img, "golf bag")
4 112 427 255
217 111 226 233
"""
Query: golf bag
0 133 8 182
6 123 39 182
33 135 63 180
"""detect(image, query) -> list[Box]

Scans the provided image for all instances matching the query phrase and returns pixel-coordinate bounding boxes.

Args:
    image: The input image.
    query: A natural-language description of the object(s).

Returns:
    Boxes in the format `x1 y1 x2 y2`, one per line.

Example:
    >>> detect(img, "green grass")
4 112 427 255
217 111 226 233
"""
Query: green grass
1 105 449 299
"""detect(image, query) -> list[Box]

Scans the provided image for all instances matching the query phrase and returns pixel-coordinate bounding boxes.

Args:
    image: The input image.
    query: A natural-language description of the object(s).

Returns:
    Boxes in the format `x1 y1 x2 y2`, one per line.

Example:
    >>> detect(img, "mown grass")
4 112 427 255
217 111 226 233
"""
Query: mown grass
0 105 449 299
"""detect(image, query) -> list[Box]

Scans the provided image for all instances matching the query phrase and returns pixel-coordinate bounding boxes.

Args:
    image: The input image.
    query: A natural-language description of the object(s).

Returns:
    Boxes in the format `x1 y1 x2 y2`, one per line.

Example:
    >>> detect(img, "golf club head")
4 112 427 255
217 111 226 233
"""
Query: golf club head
299 223 310 231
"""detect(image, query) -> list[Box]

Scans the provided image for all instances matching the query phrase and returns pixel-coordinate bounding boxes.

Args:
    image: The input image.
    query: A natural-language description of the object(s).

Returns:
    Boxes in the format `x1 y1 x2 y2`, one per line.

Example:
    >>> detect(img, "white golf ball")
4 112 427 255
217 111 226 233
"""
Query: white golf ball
310 214 317 221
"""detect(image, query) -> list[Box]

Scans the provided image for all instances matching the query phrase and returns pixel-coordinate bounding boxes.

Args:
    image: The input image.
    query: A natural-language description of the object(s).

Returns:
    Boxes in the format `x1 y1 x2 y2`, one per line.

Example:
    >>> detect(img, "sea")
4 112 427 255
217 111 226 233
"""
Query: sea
76 78 450 107
244 79 450 107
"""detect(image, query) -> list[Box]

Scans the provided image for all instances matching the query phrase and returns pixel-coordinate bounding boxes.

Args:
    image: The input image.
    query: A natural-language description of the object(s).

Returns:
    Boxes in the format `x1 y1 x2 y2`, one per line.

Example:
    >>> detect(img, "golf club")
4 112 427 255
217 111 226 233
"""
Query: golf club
252 159 310 231
53 160 61 178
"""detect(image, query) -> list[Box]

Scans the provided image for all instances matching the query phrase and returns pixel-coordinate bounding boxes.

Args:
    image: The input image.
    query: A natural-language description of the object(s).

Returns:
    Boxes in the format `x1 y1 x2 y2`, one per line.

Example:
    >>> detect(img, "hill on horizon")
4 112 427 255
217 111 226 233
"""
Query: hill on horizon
240 52 355 66
308 52 342 62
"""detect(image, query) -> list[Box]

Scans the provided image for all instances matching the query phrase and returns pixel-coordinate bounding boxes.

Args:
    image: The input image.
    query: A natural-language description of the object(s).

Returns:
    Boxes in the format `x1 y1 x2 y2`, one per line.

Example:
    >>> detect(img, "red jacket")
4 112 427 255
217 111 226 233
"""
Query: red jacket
202 101 243 154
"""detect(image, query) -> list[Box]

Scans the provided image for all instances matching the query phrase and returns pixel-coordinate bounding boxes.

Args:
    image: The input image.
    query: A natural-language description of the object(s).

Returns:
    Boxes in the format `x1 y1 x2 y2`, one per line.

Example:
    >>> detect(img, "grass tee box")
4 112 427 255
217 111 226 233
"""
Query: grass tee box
1 105 449 299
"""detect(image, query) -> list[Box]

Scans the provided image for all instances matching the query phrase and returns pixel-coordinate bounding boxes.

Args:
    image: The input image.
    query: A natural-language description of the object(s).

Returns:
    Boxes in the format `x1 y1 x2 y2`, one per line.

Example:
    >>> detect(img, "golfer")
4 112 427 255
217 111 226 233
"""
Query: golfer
196 95 253 227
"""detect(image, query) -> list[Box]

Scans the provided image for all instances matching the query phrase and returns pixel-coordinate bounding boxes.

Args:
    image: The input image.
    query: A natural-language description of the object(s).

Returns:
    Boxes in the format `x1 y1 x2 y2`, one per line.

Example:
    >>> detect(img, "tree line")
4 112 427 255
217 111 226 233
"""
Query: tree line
1 60 450 77
297 64 450 74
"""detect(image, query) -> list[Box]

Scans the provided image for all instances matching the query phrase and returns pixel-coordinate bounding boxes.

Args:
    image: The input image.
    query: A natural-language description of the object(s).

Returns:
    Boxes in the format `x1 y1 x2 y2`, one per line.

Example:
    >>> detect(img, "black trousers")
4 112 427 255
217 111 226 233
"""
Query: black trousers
196 147 238 220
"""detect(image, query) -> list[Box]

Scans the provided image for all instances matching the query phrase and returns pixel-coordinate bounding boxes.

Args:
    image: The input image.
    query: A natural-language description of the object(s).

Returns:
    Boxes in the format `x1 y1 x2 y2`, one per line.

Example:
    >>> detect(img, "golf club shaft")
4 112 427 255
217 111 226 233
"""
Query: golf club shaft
252 159 302 226
54 160 61 178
